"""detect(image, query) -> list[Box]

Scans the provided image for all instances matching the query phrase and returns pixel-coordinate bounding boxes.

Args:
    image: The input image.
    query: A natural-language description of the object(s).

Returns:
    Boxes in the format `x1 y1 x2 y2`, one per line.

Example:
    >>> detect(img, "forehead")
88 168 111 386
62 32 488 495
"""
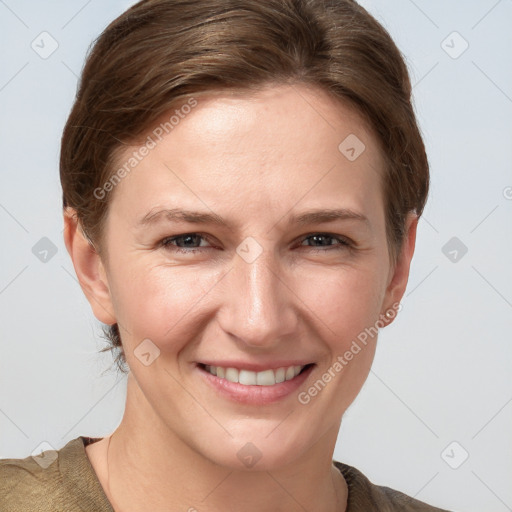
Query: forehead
107 84 386 227
160 84 381 165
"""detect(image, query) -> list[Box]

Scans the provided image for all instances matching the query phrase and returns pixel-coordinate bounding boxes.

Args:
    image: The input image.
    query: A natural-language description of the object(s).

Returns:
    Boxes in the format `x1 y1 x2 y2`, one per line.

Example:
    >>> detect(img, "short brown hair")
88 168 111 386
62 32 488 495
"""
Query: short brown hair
60 0 429 372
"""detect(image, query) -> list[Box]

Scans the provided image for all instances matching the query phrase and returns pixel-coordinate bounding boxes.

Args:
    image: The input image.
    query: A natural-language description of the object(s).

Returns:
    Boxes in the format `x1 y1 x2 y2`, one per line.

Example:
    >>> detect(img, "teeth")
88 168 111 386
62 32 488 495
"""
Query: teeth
275 367 285 383
204 365 217 376
204 364 306 386
256 369 275 386
225 367 239 383
285 366 295 380
239 369 256 385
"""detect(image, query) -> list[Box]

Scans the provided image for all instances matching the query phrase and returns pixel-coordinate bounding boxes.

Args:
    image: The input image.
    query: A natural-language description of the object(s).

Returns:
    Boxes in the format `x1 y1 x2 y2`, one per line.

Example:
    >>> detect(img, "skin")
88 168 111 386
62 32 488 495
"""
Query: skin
64 83 417 512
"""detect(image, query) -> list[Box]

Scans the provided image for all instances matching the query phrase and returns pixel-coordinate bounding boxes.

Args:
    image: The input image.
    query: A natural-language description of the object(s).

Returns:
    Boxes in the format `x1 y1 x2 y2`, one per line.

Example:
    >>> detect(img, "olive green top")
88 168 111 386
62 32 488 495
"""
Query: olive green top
0 437 451 511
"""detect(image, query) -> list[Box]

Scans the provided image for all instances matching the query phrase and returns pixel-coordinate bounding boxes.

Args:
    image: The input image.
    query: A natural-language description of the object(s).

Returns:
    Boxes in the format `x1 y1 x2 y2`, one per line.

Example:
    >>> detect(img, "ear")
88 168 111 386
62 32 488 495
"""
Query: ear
63 207 116 325
380 212 418 326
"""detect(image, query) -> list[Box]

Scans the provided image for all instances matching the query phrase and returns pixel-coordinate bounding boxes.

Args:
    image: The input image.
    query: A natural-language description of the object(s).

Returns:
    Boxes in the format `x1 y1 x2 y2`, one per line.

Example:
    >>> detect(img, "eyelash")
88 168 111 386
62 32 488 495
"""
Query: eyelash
159 233 352 255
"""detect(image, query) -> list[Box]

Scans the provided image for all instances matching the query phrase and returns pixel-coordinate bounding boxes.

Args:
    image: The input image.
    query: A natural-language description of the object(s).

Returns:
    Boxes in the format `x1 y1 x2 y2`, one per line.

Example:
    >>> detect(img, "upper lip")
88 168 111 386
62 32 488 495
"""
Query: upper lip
197 361 314 372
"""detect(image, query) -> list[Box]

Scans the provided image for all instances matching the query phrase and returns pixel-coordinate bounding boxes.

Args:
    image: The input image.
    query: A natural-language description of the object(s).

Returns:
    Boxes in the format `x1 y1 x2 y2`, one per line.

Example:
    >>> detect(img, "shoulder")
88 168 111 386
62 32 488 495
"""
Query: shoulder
0 437 112 512
0 443 65 511
334 461 453 511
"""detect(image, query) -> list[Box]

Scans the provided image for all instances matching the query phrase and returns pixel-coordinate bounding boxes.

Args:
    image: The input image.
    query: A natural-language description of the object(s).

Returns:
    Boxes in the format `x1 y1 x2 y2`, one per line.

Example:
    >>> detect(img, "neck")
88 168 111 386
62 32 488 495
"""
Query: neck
103 373 347 512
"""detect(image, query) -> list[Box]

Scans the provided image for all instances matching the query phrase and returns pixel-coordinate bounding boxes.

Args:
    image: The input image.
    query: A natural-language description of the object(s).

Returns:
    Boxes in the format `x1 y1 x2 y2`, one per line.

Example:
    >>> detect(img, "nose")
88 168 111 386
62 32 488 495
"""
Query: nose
217 244 298 350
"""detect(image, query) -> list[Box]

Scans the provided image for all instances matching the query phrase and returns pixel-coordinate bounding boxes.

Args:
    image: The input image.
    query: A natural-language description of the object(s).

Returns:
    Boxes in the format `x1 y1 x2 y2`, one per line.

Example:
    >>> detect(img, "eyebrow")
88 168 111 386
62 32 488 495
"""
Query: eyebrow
138 207 369 230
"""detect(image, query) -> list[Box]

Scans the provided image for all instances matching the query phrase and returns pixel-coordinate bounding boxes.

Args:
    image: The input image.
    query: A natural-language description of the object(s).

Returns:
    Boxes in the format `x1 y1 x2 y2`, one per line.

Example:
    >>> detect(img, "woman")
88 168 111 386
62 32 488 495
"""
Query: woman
0 0 452 510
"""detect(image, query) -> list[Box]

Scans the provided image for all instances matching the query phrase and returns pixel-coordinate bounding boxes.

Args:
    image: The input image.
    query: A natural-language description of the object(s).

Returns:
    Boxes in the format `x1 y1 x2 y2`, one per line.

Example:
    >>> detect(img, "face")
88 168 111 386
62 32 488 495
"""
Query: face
75 84 414 470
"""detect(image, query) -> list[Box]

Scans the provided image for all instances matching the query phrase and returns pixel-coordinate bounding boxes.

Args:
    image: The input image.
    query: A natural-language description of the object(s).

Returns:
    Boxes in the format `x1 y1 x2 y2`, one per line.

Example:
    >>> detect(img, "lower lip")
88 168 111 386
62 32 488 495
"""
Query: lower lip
198 365 315 405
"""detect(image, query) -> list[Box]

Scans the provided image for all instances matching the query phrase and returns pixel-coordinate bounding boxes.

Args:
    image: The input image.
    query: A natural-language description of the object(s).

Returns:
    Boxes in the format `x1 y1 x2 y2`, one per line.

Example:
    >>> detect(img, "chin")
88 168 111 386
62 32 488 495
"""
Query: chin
190 425 317 472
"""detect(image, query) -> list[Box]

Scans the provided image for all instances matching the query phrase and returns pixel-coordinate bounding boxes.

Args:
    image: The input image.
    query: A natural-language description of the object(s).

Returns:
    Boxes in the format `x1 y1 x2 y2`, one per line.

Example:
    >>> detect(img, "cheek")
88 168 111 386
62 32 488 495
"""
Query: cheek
293 263 386 340
109 249 388 360
109 262 221 351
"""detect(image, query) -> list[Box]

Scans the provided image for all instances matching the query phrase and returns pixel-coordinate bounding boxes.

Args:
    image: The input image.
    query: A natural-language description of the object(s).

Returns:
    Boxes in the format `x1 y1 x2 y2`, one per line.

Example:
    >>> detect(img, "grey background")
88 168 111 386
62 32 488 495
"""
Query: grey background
1 1 511 510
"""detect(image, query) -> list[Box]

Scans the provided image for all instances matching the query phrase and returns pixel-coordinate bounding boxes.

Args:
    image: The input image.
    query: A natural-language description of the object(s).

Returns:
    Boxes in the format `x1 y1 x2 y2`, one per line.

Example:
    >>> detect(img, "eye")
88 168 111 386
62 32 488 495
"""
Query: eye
298 233 351 252
159 232 352 255
160 233 213 254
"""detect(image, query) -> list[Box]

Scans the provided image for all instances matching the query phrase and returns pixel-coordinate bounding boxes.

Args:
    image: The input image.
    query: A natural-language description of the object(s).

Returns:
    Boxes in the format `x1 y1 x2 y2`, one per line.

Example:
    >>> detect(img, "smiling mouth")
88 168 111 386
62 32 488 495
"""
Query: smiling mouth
198 363 314 386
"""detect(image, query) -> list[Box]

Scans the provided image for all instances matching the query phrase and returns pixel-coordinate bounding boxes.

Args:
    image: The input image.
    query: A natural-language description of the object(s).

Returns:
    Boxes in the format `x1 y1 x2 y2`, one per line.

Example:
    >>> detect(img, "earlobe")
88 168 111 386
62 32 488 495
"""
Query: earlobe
63 207 116 325
380 213 418 326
